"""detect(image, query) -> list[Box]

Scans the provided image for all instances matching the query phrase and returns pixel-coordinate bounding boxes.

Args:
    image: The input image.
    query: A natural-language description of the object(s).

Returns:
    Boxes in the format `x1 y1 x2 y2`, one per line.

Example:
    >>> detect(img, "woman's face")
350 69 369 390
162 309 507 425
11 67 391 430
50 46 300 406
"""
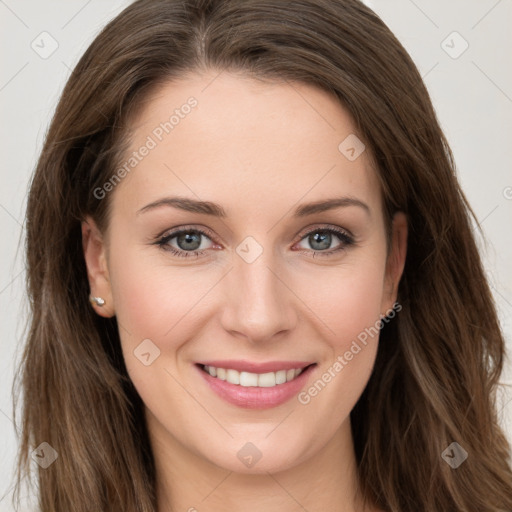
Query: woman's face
83 71 407 474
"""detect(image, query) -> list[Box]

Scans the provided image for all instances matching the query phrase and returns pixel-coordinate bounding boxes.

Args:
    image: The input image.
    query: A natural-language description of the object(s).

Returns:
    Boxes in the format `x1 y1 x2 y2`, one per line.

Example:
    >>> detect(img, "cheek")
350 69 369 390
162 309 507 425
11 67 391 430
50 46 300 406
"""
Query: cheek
298 254 386 350
292 256 385 411
107 239 221 371
108 223 197 327
329 270 384 349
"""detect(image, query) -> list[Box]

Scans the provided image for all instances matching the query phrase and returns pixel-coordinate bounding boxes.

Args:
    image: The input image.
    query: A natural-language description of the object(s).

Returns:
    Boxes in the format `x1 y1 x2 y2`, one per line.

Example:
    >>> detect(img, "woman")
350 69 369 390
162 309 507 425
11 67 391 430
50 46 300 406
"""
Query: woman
15 0 512 510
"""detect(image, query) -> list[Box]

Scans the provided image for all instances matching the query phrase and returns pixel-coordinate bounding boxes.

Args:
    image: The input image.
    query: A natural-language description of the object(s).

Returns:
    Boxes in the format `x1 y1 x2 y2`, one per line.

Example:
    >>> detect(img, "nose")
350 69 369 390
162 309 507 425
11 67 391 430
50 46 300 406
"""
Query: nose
220 249 298 344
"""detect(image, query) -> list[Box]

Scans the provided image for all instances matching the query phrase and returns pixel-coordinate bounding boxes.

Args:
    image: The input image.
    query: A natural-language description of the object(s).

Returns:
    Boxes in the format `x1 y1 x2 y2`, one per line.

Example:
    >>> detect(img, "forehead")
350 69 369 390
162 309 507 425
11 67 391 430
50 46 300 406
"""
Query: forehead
110 71 382 220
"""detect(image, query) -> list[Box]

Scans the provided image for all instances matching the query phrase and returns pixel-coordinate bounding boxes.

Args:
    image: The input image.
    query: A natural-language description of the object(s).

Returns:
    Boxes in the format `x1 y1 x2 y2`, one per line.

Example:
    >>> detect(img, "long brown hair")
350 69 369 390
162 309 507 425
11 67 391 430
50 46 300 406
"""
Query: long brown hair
14 0 512 510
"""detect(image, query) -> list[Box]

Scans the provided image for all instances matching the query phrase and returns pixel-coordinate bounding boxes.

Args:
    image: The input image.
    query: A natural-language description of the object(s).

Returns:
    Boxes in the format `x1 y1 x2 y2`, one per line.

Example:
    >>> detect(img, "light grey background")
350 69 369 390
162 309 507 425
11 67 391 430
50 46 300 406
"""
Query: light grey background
1 0 511 509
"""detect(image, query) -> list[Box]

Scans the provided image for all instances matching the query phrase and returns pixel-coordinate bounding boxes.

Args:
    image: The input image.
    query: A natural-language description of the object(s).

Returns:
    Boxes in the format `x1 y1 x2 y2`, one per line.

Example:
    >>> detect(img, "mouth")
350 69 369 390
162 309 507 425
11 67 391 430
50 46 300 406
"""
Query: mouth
197 363 314 387
194 361 317 409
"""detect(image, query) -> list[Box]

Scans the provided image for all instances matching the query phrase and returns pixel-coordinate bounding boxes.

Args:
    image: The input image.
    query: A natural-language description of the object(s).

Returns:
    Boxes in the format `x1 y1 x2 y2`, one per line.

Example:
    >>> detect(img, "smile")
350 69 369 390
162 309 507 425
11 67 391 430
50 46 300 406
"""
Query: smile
200 364 308 388
195 361 317 409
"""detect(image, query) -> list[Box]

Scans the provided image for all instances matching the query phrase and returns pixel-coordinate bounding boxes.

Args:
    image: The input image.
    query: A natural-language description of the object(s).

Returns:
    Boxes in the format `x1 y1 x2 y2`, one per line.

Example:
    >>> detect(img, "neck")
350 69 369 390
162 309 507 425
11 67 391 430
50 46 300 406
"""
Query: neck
147 409 372 512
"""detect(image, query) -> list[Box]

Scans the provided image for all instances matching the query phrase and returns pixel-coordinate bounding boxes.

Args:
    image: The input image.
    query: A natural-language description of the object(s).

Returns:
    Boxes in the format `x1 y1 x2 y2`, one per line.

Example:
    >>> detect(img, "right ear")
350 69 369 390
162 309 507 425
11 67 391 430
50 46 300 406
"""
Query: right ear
81 216 115 318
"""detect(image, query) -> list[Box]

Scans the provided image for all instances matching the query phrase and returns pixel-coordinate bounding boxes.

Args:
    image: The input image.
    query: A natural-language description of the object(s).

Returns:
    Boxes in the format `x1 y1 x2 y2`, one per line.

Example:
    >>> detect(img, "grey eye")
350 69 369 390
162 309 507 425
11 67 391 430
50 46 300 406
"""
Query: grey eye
297 230 342 251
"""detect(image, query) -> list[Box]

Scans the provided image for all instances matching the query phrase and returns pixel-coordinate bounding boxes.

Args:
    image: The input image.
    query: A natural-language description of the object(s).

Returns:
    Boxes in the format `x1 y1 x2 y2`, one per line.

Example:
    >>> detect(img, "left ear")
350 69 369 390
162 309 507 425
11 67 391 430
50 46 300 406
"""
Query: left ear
381 211 408 315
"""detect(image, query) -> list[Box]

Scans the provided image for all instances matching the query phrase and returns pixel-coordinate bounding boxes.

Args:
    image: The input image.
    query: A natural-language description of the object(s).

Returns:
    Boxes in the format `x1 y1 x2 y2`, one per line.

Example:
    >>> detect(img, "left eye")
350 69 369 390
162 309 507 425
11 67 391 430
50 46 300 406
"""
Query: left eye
295 229 348 252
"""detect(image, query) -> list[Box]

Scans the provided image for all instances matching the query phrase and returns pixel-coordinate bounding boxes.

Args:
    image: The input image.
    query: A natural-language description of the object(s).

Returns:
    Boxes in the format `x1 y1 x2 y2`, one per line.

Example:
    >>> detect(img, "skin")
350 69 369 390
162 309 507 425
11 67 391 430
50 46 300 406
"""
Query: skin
82 70 407 512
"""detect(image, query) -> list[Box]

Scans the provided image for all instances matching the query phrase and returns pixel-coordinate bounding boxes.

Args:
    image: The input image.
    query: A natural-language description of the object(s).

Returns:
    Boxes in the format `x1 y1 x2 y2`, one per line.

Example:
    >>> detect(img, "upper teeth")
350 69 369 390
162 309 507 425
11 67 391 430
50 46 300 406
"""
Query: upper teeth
203 365 305 387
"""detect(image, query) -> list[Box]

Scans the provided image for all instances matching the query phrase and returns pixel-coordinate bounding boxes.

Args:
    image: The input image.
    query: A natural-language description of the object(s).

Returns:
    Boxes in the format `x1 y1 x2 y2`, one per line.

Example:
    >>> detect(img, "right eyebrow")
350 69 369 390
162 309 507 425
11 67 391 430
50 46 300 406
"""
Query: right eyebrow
137 196 227 217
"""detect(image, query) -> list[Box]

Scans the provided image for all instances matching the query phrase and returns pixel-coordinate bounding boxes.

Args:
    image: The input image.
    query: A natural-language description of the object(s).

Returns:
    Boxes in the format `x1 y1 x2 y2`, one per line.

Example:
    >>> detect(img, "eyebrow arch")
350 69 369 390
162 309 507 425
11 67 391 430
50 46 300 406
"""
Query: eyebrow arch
137 196 370 217
137 197 227 217
293 197 370 217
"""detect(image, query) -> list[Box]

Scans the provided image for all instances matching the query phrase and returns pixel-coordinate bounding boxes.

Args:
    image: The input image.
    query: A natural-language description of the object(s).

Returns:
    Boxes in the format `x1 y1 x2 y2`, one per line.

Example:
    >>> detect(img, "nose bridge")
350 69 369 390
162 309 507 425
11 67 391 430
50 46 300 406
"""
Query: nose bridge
221 240 295 341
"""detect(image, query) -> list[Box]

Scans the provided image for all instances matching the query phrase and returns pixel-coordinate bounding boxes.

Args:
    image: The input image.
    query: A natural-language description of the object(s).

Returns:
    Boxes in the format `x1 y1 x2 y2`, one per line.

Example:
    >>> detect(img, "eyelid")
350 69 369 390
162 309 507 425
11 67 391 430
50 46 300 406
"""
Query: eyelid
294 222 355 241
156 224 217 241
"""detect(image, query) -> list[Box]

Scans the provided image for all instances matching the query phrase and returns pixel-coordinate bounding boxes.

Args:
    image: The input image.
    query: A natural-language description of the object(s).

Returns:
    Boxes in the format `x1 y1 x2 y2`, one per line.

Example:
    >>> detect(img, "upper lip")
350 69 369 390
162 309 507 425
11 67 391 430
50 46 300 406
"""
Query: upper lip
196 360 315 373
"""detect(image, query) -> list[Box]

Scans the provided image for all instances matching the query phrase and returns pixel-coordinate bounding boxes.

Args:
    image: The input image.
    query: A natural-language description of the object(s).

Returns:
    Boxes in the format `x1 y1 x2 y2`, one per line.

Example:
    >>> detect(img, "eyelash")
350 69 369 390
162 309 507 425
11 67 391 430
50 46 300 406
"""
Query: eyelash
154 225 355 259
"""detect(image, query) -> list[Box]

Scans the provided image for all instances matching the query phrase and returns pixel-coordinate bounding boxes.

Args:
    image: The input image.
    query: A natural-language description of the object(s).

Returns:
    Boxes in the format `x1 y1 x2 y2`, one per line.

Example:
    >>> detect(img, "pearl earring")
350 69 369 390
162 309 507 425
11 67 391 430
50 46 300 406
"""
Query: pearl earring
89 295 106 307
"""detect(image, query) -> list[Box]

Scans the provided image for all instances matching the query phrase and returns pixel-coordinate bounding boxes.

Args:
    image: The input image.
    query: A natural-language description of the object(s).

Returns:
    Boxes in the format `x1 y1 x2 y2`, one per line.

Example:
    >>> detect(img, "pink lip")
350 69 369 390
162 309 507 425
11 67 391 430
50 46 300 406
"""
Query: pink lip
195 363 317 409
196 359 314 373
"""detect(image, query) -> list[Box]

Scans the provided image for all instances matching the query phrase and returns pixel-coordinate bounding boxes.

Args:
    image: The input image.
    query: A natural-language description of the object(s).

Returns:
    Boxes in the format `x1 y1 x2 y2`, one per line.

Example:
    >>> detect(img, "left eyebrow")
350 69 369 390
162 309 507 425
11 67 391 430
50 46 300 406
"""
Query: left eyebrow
293 197 371 217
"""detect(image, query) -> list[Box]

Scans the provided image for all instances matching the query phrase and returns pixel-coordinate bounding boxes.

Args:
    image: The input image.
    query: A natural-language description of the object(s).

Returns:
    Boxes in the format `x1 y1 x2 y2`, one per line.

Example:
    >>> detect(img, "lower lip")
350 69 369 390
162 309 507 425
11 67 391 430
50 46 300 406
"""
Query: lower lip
195 364 317 409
